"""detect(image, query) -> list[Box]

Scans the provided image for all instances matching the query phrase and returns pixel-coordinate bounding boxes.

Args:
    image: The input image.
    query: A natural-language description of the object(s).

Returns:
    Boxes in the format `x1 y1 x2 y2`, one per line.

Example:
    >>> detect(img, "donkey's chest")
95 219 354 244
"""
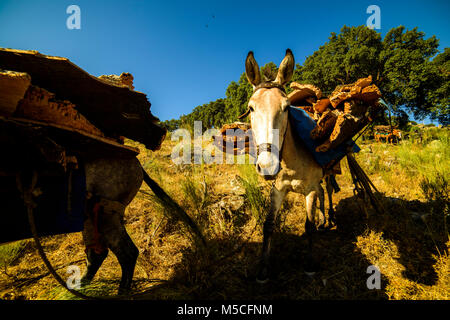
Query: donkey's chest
276 168 319 195
290 179 306 193
276 175 307 194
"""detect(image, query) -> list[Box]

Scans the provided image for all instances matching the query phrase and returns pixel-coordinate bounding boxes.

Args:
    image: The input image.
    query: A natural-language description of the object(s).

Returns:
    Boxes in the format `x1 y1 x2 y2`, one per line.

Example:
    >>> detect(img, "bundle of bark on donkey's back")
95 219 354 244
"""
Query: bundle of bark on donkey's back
288 75 382 152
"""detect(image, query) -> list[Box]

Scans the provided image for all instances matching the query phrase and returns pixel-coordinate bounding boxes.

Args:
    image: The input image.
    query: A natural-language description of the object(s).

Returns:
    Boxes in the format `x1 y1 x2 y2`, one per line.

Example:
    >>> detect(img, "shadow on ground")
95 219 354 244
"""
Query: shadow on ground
131 193 448 300
335 194 448 287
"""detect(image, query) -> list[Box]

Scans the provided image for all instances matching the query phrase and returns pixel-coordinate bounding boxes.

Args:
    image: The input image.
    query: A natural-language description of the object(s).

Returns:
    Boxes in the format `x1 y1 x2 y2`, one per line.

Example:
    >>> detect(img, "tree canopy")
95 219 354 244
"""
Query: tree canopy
161 25 449 131
294 25 448 124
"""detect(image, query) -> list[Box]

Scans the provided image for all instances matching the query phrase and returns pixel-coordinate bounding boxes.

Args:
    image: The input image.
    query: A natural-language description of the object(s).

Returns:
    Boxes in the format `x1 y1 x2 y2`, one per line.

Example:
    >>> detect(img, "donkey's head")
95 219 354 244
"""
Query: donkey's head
243 49 295 178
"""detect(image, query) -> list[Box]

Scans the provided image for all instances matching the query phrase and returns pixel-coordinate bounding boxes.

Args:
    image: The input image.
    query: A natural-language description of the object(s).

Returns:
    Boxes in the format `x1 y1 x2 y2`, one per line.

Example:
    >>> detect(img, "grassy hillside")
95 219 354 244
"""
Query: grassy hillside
0 129 448 300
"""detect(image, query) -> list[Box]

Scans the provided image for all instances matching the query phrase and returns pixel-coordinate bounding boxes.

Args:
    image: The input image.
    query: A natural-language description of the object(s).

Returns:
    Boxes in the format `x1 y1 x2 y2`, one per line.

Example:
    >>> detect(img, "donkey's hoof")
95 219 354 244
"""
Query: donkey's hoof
256 277 269 284
117 287 132 296
318 224 327 231
304 260 320 276
256 266 270 284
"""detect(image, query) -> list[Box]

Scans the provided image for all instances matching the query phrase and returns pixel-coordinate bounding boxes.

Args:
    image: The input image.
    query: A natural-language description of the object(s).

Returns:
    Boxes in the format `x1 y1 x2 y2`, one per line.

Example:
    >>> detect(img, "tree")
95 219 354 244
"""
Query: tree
160 118 180 131
380 26 441 123
427 48 450 124
294 25 448 124
223 73 253 123
293 25 382 94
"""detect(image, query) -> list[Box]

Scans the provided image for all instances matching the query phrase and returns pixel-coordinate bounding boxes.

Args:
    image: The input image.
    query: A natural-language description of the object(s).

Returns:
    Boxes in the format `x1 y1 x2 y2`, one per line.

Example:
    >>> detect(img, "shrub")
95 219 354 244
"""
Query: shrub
237 164 268 225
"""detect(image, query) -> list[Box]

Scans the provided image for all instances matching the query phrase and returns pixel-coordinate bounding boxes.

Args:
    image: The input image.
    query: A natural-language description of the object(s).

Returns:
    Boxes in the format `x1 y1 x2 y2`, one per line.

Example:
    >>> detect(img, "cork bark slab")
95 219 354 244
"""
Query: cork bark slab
329 75 380 108
288 83 322 106
0 70 31 116
15 85 104 137
310 110 338 142
0 116 139 161
313 98 331 113
0 48 165 150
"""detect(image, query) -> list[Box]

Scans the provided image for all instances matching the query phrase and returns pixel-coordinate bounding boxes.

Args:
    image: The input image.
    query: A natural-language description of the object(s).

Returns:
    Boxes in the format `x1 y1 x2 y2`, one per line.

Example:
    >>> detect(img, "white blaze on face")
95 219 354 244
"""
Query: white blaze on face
249 89 289 177
255 122 280 176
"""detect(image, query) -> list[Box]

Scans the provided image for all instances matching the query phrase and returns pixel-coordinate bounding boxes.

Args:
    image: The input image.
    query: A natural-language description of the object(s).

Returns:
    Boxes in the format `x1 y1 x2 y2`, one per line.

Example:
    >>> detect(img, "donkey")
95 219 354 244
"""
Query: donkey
80 157 143 294
17 157 146 295
78 156 205 294
243 49 333 283
15 132 203 295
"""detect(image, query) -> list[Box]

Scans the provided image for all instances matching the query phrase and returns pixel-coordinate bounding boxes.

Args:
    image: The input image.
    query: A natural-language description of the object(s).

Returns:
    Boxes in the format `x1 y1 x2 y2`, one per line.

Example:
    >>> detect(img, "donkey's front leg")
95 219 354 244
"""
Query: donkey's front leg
257 185 287 283
317 184 326 230
305 190 319 275
325 176 337 227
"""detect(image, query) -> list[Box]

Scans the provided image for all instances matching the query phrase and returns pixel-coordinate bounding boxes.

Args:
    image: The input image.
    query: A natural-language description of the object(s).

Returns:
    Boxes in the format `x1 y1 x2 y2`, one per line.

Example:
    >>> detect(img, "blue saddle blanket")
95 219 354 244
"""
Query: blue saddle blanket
288 106 360 167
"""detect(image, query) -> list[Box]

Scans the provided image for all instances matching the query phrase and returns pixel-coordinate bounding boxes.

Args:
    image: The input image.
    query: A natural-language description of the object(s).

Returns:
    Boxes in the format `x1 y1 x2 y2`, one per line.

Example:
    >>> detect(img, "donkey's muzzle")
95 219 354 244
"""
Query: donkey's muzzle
256 143 280 178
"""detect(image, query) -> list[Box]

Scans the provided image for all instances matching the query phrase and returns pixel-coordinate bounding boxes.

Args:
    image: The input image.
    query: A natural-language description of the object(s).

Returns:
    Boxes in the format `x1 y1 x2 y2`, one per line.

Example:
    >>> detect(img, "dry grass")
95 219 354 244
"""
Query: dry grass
0 133 448 300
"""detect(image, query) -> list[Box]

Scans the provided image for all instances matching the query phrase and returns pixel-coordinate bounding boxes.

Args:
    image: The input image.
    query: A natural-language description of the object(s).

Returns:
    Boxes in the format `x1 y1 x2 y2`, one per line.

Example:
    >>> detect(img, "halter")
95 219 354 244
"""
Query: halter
254 82 286 94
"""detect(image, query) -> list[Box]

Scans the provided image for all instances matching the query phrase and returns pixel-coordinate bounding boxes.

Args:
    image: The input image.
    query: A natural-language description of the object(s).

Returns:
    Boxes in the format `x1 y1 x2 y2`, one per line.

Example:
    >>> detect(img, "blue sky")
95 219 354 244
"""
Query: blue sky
0 0 449 123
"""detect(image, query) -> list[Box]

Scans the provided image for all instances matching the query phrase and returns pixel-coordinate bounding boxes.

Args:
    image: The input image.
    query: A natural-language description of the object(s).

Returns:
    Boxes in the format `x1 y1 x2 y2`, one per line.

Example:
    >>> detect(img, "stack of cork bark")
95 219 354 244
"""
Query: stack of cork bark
288 75 382 152
214 122 252 155
0 69 136 139
0 48 167 154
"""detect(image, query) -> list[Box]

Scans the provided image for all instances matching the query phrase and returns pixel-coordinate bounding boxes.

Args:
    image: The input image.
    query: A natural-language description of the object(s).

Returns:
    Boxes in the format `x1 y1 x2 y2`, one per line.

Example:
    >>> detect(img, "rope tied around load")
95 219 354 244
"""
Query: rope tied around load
17 170 100 300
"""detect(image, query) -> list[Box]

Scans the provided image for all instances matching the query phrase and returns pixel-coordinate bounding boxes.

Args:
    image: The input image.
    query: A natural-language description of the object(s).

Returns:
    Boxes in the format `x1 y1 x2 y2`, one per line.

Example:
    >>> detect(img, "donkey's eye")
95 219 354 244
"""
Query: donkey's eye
249 106 254 112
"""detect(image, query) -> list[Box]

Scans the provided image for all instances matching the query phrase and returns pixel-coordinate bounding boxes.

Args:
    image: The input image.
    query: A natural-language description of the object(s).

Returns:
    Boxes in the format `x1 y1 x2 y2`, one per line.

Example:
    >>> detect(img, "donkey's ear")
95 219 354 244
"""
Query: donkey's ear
245 51 261 87
275 49 295 86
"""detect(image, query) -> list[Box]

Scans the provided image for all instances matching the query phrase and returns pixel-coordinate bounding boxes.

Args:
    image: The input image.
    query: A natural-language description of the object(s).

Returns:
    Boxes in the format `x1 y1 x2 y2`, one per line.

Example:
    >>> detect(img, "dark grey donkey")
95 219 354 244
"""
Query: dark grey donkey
80 157 205 294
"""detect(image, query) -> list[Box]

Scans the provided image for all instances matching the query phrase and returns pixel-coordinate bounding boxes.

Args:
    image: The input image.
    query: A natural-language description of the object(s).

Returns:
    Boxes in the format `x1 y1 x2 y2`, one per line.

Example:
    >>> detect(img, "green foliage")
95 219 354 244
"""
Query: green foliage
381 27 442 123
396 129 450 203
223 73 253 123
0 241 27 268
181 174 207 214
425 47 449 126
294 25 382 94
162 98 228 133
41 281 117 300
237 164 268 225
420 172 449 203
160 119 180 132
295 25 448 124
